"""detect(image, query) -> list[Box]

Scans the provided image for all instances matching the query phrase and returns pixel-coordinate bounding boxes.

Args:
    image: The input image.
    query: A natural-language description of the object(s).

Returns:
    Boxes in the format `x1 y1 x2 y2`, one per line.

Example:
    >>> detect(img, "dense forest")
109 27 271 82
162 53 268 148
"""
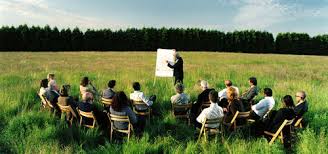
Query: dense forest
0 24 327 55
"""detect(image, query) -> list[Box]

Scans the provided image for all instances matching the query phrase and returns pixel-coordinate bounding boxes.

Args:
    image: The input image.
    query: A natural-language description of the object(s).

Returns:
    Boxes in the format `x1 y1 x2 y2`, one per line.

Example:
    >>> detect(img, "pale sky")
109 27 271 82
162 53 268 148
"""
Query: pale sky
0 0 328 36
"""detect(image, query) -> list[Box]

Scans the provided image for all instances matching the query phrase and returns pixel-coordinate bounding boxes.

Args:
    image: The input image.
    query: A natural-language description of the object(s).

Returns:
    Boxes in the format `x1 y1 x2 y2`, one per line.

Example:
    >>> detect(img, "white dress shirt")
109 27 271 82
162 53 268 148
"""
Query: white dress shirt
251 96 275 118
130 91 153 106
196 102 224 128
218 86 239 99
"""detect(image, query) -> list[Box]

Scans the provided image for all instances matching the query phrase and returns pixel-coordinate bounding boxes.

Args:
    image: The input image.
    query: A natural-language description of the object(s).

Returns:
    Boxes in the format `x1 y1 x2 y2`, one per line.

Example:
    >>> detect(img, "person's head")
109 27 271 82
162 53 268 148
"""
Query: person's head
249 77 257 86
296 91 306 102
175 52 181 58
132 82 141 91
82 92 93 102
224 80 232 87
263 88 273 97
47 73 55 80
60 84 70 96
80 76 90 87
108 80 116 88
40 79 48 88
200 80 208 90
209 90 218 103
175 83 184 94
227 87 238 102
282 95 295 108
111 91 129 111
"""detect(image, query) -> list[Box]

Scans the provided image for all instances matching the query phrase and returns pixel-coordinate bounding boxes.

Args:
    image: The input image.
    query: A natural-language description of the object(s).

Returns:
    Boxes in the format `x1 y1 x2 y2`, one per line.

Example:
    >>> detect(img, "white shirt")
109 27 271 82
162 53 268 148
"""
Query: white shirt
251 96 275 118
196 102 224 128
130 91 153 106
171 93 190 105
218 86 239 99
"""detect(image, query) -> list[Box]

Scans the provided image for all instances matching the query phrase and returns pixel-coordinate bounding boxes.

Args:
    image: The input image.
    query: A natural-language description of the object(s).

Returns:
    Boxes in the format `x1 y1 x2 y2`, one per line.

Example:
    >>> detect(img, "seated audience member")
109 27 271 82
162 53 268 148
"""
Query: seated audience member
249 88 275 121
78 92 108 127
80 76 97 96
130 82 156 111
240 77 259 110
102 80 116 99
191 80 214 118
218 80 239 108
47 73 59 92
102 80 116 112
195 90 224 128
58 84 79 120
294 91 308 117
39 78 59 106
171 83 190 113
110 91 138 130
223 87 245 124
264 95 295 148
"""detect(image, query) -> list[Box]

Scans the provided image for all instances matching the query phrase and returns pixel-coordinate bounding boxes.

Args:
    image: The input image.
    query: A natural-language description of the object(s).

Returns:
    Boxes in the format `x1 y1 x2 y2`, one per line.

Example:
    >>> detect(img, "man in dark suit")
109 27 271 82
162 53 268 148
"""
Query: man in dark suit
241 77 259 111
102 80 116 99
191 80 214 123
294 91 308 117
167 51 184 85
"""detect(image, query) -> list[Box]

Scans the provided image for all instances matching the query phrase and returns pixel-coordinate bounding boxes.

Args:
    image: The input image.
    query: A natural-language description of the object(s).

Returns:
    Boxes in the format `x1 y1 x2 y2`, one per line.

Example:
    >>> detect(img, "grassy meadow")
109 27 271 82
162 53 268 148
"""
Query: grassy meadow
0 52 328 153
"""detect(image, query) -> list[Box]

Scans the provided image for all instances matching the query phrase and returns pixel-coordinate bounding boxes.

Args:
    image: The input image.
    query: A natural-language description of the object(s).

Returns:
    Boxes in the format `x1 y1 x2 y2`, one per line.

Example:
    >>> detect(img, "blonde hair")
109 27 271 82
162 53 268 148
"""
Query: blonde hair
227 87 238 103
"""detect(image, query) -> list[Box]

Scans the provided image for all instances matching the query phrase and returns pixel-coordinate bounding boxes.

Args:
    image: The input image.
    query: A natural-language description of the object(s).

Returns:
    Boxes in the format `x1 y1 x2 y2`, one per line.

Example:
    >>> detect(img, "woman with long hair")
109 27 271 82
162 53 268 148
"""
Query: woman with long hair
110 91 138 130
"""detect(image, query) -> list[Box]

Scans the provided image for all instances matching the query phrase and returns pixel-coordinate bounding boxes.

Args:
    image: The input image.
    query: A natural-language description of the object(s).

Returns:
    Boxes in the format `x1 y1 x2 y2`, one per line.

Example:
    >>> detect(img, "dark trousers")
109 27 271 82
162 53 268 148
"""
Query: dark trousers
174 77 183 85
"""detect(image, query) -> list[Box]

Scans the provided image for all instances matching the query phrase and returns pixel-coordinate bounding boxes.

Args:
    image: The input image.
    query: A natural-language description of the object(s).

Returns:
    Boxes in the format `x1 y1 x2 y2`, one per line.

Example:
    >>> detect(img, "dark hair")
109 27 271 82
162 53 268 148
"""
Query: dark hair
282 95 295 108
132 82 140 91
40 79 48 88
60 85 70 96
209 90 218 103
80 77 89 87
264 88 272 97
108 80 116 88
111 91 129 112
249 77 257 86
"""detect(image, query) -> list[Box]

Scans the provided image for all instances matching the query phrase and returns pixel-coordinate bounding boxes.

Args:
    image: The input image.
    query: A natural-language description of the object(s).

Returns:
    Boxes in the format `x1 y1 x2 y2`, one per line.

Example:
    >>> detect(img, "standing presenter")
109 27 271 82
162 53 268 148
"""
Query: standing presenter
166 50 184 85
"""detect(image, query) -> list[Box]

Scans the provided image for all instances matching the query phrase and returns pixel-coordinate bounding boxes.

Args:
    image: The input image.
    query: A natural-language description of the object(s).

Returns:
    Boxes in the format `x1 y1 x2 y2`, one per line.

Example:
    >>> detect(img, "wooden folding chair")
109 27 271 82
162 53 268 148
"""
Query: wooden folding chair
57 104 75 126
38 93 55 113
131 100 151 120
294 117 303 128
78 109 97 128
198 117 222 142
101 97 113 110
172 103 192 125
264 119 294 145
222 111 240 131
109 113 133 142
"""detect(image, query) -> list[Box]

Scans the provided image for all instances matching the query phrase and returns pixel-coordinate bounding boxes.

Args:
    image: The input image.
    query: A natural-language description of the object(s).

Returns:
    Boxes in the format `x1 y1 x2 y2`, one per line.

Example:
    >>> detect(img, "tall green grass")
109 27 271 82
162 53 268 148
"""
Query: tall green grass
0 52 328 153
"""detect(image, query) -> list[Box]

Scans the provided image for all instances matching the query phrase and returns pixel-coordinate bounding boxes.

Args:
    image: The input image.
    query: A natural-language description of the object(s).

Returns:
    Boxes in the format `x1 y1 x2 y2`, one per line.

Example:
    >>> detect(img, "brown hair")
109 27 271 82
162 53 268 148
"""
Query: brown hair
111 91 129 112
227 87 238 103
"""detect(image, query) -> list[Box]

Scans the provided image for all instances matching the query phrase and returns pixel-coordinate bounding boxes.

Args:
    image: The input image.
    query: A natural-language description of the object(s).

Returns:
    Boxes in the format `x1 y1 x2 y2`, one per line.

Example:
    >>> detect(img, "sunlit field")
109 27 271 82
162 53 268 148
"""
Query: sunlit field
0 52 328 153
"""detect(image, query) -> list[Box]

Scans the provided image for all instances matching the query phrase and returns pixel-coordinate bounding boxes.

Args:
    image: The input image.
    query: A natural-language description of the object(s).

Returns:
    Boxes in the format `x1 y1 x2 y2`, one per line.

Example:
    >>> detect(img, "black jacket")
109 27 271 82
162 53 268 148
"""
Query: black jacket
294 100 308 117
266 108 295 133
168 57 183 79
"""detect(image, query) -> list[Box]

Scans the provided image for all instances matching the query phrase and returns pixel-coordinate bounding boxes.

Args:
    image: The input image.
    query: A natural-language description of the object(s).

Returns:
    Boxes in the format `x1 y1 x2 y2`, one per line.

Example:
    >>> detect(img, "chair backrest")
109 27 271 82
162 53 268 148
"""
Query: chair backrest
132 100 146 105
38 93 53 108
230 111 240 124
57 103 71 113
173 103 192 111
237 111 250 118
101 97 113 106
274 119 294 135
78 109 96 128
109 114 130 123
294 117 303 128
204 117 222 128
